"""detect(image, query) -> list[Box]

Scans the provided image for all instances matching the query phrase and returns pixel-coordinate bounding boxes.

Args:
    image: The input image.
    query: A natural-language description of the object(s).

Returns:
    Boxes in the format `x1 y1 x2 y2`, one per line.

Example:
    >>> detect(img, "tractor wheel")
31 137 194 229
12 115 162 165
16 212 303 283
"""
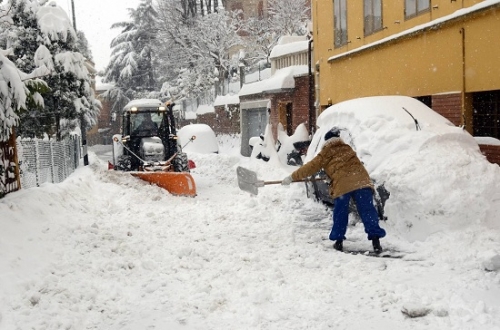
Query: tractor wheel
173 152 190 172
116 155 132 171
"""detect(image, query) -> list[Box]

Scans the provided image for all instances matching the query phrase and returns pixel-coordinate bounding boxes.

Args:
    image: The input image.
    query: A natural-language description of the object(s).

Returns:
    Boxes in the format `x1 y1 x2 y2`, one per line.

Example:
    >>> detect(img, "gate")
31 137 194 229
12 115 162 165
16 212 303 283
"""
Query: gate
0 131 21 197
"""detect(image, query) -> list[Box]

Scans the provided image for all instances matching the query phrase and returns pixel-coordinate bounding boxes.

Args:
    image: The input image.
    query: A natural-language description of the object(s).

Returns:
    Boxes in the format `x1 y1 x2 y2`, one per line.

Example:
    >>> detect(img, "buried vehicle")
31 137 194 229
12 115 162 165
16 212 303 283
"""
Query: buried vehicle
111 99 196 196
177 123 219 154
303 95 481 221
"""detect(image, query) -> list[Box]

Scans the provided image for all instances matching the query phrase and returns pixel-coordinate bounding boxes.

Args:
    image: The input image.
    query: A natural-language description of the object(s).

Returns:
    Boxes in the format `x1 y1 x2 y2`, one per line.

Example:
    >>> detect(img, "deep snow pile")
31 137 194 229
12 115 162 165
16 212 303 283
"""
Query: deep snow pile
1 134 500 330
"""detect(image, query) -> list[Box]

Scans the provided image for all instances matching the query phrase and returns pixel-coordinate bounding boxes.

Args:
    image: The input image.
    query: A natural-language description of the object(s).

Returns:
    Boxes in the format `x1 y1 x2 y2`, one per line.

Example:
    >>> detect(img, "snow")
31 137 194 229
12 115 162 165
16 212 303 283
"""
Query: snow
196 104 215 115
36 1 76 43
2 105 500 328
177 124 219 154
239 65 309 96
475 137 500 146
0 52 28 141
269 38 309 59
214 94 240 106
123 99 163 110
306 96 500 242
184 111 197 120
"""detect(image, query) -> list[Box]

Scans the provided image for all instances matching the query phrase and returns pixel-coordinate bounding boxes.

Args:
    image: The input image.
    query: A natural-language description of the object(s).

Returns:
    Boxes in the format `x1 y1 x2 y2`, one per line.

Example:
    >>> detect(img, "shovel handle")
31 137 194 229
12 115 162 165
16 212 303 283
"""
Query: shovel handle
262 177 327 185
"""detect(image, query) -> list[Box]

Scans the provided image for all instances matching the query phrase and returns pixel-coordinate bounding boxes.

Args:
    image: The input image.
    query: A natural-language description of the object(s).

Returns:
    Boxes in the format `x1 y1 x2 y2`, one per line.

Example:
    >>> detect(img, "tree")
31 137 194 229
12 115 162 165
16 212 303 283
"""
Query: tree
103 0 159 107
155 0 242 99
76 31 93 61
0 0 100 139
267 0 310 36
242 0 310 66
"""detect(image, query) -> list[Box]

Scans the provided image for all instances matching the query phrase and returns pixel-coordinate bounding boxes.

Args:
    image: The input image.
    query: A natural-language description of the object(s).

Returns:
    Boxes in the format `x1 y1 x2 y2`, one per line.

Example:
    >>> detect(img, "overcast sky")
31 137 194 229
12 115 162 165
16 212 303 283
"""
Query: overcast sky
51 0 140 74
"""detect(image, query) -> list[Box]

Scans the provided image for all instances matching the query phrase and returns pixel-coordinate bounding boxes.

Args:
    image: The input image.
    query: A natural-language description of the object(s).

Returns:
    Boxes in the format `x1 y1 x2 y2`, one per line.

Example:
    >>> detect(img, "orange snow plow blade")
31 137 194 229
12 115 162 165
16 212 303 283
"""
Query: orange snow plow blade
131 171 197 197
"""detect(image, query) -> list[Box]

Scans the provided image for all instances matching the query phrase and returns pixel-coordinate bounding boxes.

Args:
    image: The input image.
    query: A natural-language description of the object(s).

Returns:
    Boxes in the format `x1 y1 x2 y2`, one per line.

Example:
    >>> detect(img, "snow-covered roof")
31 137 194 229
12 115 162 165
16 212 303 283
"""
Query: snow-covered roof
196 104 215 115
475 136 500 146
277 35 307 45
328 0 500 62
270 40 310 59
214 94 240 106
123 99 163 110
239 65 309 97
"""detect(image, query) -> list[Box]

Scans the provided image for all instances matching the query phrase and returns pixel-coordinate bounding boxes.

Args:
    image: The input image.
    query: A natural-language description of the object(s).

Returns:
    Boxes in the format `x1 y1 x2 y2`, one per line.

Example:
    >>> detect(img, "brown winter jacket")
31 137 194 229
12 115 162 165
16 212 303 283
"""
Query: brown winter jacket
290 137 373 198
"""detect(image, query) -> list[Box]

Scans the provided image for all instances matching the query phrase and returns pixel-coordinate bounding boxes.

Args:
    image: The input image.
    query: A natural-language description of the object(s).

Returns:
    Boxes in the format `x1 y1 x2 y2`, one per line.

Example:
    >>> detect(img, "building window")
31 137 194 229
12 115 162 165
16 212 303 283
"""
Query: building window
364 0 382 36
473 91 500 139
334 0 348 48
405 0 430 19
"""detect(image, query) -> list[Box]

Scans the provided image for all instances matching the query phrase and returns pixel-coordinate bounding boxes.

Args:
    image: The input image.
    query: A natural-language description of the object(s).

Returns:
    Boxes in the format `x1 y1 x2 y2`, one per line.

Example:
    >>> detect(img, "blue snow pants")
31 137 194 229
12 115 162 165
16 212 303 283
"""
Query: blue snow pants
329 187 386 241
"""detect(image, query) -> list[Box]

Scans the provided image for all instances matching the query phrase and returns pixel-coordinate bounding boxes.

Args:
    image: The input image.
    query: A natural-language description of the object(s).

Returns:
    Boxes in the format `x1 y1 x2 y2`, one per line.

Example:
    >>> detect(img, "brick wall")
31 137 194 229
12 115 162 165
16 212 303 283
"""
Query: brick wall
432 93 462 126
479 144 500 166
239 74 312 140
191 105 241 136
213 104 241 135
196 112 217 129
292 75 312 130
87 96 118 145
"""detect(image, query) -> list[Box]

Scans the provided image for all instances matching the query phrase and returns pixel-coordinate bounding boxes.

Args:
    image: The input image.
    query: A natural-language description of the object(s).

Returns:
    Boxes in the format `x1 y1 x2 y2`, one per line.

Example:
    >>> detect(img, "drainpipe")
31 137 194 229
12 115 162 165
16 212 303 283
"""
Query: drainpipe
460 27 467 131
308 37 315 136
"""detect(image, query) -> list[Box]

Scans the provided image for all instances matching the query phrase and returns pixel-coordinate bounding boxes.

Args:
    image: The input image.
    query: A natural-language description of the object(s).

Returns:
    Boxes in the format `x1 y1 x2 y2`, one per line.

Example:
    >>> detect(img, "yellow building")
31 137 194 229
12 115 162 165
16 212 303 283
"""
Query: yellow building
312 0 500 140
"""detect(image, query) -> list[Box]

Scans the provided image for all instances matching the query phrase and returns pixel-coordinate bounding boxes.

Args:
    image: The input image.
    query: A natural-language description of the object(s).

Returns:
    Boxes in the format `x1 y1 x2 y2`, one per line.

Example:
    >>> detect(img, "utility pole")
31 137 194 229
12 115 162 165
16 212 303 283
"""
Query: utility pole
71 0 89 166
71 0 76 31
307 37 315 136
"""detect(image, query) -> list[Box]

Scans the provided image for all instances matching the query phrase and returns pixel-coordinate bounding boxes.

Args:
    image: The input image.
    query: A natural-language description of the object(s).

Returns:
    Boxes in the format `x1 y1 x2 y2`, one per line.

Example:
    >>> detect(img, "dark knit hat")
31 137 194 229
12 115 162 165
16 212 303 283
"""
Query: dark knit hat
324 128 340 141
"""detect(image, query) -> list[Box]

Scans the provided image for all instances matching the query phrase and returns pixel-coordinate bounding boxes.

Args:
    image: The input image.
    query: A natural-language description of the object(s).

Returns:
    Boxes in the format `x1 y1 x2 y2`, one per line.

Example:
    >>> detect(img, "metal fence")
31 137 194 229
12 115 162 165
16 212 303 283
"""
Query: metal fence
16 136 81 189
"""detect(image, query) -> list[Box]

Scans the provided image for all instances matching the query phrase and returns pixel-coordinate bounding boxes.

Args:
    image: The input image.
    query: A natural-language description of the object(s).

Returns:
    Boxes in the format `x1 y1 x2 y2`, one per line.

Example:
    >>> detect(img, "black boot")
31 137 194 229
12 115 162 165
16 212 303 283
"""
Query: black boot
372 237 383 254
333 239 343 251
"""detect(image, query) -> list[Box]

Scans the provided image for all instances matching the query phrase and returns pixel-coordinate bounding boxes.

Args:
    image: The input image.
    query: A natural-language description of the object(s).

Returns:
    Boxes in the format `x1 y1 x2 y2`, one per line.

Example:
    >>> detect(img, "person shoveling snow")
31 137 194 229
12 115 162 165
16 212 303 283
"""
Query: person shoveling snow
281 128 386 254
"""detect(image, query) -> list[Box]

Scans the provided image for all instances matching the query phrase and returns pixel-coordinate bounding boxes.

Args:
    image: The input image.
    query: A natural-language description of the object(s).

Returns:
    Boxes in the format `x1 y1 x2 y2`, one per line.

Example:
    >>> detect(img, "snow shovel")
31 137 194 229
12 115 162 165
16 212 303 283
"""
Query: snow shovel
236 166 326 195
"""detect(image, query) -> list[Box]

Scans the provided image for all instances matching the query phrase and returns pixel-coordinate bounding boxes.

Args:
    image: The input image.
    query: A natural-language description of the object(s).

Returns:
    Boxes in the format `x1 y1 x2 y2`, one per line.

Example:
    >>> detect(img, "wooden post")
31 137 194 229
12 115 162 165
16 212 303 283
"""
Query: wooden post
9 127 21 192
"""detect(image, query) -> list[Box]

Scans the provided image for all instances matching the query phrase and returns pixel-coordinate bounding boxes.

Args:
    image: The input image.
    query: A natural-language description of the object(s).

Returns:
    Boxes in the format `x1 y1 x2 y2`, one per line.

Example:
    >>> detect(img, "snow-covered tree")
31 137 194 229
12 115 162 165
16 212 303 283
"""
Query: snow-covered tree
105 0 157 91
179 0 225 19
76 31 93 61
103 0 159 107
242 15 278 66
267 0 310 36
0 0 99 139
242 0 310 66
155 0 242 99
0 50 32 141
0 1 46 141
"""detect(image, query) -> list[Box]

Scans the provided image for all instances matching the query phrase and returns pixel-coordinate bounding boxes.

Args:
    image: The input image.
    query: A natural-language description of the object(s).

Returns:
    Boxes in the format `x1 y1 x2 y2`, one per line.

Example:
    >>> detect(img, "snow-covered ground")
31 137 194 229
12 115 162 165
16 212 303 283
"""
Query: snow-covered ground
1 134 500 330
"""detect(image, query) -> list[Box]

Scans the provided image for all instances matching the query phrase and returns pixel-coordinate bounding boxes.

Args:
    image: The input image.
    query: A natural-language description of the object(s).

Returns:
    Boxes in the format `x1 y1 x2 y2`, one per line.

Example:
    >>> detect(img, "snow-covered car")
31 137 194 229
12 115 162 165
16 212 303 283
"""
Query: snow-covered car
177 123 219 154
305 95 483 222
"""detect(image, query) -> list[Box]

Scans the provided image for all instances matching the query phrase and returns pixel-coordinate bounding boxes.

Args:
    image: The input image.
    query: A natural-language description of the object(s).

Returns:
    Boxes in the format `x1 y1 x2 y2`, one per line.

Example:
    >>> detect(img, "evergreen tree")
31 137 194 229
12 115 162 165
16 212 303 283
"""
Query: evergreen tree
103 0 159 109
2 0 53 137
76 31 93 61
1 0 100 139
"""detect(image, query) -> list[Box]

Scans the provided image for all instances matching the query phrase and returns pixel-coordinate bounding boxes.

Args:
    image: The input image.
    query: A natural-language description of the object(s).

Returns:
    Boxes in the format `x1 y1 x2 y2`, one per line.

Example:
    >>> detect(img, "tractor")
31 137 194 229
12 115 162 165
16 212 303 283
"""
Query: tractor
110 99 196 196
